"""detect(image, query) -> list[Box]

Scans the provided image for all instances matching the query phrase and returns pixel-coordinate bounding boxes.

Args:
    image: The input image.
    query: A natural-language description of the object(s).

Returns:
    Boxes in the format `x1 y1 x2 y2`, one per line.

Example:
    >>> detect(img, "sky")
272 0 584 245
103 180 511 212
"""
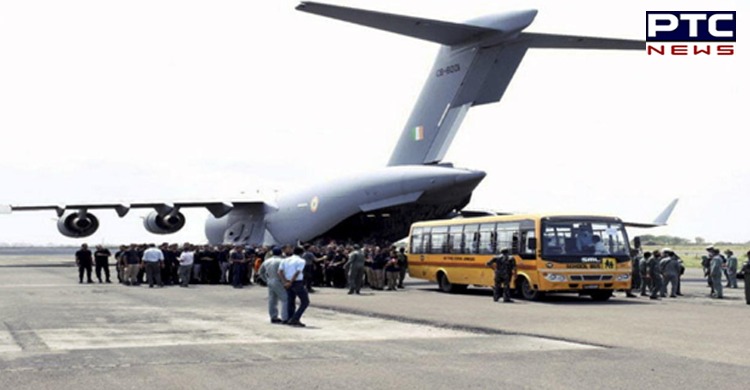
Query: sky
0 0 747 246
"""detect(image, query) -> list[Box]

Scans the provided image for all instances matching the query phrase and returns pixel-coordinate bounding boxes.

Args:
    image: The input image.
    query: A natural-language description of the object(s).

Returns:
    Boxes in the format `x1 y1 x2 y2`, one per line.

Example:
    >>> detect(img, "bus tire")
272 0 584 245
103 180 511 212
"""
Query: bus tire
590 291 612 301
519 277 543 301
438 272 461 293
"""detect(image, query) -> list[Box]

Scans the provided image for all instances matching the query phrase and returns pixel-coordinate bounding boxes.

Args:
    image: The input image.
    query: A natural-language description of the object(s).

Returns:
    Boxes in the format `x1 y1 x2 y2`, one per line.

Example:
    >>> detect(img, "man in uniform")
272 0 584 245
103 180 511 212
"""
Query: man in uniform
639 251 651 296
397 247 408 289
660 248 680 298
630 249 642 295
485 248 515 303
75 243 94 284
647 249 663 300
709 247 724 299
93 245 112 283
725 249 738 289
258 247 288 324
344 244 366 295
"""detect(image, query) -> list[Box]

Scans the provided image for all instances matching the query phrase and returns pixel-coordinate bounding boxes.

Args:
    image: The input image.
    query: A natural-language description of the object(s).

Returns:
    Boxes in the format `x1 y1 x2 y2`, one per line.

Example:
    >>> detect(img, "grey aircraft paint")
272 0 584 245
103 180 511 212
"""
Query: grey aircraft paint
2 2 645 246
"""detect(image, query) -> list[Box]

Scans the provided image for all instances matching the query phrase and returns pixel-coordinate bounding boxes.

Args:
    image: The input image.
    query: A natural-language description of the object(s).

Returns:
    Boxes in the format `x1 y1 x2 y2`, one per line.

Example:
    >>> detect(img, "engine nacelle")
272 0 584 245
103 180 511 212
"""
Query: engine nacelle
57 211 100 238
144 211 186 234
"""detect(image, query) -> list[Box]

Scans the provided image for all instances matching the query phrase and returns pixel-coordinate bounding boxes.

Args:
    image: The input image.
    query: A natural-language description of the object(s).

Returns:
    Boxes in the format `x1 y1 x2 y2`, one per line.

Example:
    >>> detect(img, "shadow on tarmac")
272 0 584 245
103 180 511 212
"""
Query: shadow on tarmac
414 286 650 306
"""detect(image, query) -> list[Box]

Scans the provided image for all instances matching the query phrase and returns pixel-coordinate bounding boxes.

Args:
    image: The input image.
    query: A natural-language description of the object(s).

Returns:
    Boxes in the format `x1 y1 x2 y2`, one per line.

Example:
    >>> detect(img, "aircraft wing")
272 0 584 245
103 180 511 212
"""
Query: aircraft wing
623 199 679 228
1 200 272 219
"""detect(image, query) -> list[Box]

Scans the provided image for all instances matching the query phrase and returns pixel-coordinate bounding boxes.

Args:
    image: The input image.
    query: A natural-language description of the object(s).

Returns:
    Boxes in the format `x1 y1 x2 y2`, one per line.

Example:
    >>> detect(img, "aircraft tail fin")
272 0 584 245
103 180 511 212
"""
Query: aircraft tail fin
624 199 679 228
297 2 644 166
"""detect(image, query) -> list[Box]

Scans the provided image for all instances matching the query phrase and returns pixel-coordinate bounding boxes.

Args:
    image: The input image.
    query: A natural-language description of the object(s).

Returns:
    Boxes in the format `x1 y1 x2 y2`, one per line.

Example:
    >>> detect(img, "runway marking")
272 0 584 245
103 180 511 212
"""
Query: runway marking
0 330 23 353
29 306 598 353
2 321 49 352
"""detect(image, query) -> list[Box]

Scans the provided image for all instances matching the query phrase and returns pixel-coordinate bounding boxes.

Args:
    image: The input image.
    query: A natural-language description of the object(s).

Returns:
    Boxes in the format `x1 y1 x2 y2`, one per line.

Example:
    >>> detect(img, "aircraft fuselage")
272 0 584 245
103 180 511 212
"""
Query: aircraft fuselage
205 165 485 245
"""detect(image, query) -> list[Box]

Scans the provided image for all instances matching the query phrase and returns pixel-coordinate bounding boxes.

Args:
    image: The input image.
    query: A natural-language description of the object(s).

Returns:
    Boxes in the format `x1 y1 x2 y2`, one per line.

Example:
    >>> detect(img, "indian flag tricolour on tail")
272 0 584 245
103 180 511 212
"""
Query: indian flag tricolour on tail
413 125 424 141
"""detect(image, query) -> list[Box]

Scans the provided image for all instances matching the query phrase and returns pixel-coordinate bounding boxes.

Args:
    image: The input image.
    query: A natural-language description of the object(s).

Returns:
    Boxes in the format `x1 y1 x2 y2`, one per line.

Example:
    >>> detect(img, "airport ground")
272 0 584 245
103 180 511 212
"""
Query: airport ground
0 254 747 389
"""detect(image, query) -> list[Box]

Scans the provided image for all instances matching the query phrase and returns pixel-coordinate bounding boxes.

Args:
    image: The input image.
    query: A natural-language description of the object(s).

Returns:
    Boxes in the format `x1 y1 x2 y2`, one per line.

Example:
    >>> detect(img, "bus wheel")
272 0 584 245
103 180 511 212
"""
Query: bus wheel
437 273 454 293
590 291 612 301
519 277 543 301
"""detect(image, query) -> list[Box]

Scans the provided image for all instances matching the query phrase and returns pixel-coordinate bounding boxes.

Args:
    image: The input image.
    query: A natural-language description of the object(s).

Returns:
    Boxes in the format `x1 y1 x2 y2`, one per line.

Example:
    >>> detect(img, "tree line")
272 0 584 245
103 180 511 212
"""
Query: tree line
634 235 749 246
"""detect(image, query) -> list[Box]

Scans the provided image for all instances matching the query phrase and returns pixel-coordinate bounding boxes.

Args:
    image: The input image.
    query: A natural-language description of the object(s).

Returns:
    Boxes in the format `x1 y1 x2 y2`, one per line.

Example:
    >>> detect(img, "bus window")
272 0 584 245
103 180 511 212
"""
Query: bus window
430 226 449 254
448 225 464 254
411 227 424 254
464 224 479 254
496 222 518 253
542 225 571 255
478 223 496 254
520 230 536 259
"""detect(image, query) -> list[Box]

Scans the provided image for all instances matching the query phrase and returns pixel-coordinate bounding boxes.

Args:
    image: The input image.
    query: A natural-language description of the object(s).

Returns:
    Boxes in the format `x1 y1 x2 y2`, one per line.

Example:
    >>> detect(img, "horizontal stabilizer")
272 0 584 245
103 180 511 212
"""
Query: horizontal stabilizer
521 32 644 50
296 1 496 46
624 199 679 228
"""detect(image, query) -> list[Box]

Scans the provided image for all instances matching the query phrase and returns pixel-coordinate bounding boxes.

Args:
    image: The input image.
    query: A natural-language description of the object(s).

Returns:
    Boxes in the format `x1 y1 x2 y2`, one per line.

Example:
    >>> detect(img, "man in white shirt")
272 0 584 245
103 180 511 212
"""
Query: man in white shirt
178 244 195 288
279 246 309 327
142 243 164 288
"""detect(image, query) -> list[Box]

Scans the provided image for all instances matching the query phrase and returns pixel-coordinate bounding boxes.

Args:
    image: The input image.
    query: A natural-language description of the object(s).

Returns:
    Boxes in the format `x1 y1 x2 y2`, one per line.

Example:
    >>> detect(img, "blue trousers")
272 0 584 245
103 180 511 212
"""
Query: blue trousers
286 281 309 323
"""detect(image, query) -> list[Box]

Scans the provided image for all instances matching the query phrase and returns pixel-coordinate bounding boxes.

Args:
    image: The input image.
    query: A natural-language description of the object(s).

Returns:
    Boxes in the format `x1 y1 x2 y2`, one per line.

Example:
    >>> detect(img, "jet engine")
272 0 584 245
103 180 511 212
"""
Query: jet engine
144 211 186 234
57 211 100 238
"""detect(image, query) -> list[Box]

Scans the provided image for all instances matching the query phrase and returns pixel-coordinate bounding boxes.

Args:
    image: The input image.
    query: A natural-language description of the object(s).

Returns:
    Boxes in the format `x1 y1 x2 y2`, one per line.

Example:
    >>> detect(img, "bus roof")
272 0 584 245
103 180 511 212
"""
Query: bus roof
410 213 623 228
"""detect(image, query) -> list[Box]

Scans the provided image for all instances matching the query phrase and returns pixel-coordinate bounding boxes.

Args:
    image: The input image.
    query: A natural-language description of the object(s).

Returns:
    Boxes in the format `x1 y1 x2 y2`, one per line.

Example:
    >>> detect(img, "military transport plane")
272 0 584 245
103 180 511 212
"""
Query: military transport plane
0 2 647 246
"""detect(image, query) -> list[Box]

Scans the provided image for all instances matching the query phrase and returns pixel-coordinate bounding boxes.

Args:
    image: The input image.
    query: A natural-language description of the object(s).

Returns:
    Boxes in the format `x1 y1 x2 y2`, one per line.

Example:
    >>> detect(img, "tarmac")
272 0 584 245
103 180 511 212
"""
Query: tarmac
0 256 747 389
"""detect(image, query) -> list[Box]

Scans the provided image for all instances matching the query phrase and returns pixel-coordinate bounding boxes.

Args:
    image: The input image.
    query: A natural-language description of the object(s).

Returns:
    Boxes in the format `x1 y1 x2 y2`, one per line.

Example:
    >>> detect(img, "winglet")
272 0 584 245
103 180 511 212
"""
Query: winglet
624 198 679 228
653 198 679 226
0 205 11 214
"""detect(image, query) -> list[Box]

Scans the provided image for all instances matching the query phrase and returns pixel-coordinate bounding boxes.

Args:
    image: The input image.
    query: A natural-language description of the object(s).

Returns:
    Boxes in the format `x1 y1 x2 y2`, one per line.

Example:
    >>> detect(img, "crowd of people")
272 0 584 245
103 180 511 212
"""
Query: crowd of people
629 245 746 300
73 241 409 326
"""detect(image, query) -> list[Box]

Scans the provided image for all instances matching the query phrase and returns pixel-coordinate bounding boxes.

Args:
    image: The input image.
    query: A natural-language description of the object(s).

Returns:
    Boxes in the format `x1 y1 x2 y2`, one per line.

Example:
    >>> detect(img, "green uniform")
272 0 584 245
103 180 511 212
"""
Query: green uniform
486 254 515 302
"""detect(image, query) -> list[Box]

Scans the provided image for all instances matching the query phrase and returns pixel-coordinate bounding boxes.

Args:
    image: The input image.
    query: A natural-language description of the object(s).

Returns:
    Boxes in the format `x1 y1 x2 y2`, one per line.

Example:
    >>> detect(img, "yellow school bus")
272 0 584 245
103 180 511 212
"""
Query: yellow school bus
407 214 632 301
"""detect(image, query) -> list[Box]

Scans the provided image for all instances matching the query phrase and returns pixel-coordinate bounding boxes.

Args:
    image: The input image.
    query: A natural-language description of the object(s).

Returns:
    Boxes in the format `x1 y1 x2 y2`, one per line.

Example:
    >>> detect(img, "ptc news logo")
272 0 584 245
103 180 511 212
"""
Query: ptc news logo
646 11 736 55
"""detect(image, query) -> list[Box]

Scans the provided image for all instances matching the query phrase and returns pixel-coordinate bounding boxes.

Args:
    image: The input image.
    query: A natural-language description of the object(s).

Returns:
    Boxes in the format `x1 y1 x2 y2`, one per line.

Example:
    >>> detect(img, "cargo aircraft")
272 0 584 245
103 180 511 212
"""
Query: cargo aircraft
1 2 653 245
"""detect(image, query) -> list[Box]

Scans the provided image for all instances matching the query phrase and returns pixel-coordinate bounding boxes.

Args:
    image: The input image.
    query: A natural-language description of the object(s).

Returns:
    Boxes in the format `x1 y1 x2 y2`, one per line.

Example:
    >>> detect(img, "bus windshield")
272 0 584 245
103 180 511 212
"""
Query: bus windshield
541 219 629 260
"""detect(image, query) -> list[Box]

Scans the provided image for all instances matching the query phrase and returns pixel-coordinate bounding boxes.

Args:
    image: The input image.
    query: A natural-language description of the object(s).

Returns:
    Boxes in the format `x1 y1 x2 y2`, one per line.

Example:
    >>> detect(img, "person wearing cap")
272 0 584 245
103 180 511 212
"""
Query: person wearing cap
258 247 289 324
659 248 681 298
708 247 724 298
725 249 738 289
486 248 515 303
344 244 366 295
